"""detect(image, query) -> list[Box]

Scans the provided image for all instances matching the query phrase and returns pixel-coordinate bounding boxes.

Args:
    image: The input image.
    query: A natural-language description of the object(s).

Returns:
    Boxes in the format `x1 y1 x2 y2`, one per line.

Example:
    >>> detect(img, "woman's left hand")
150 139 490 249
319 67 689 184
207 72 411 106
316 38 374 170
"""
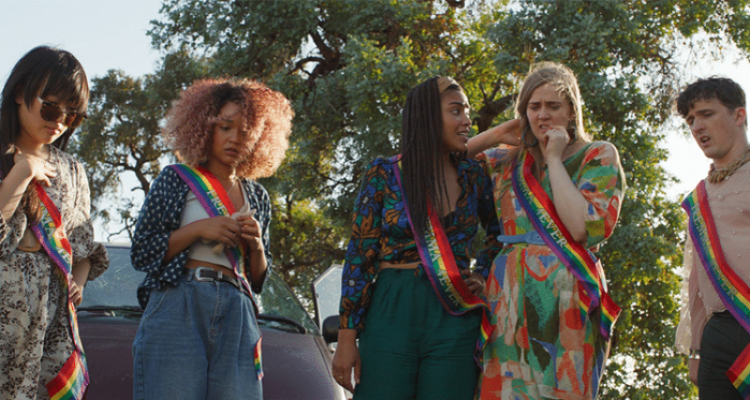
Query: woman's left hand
542 125 570 161
462 270 486 297
69 280 83 306
237 213 264 252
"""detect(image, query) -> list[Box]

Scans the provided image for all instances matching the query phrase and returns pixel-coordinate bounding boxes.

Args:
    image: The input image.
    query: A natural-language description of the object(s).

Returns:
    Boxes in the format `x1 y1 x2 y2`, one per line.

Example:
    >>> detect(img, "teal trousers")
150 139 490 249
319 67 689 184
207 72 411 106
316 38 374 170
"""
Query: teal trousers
354 268 481 400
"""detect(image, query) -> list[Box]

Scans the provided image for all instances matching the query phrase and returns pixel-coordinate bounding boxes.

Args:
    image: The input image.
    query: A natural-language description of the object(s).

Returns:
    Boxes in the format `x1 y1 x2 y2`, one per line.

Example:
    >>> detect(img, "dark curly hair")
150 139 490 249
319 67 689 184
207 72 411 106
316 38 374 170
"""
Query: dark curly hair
676 76 746 126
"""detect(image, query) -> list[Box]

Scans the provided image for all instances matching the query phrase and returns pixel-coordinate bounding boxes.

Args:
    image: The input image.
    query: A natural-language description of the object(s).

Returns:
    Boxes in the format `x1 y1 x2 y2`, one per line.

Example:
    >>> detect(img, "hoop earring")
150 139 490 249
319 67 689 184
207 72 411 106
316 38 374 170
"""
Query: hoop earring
522 125 538 147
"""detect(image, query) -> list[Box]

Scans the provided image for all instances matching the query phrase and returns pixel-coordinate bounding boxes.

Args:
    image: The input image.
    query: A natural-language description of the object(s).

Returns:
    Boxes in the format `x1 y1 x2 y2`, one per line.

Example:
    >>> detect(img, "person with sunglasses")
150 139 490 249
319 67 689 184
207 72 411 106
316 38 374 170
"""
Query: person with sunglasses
0 46 109 400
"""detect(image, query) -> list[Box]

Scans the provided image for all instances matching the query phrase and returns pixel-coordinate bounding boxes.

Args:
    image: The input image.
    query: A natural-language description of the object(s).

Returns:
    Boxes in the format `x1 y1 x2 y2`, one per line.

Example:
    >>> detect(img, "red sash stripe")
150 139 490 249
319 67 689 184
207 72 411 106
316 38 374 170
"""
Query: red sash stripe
511 151 619 339
31 182 89 400
391 156 493 367
169 164 263 380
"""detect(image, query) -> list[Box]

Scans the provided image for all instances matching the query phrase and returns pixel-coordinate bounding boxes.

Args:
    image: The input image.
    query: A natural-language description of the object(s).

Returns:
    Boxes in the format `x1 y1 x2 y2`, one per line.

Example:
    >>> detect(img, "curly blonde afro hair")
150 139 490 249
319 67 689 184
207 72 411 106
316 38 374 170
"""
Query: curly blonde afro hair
162 77 293 179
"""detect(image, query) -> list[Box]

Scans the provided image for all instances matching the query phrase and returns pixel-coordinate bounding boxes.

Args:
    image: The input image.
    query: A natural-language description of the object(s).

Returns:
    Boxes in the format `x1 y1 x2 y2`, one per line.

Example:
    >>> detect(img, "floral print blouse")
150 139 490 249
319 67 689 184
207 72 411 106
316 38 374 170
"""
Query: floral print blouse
0 147 108 399
339 156 503 332
131 166 273 308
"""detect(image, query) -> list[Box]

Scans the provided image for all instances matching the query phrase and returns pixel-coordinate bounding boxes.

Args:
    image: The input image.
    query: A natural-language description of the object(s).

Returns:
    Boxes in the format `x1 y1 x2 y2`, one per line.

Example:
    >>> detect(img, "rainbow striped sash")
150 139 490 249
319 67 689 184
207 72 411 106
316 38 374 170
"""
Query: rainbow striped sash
169 163 263 380
511 150 620 339
683 181 750 399
31 182 89 400
391 157 493 367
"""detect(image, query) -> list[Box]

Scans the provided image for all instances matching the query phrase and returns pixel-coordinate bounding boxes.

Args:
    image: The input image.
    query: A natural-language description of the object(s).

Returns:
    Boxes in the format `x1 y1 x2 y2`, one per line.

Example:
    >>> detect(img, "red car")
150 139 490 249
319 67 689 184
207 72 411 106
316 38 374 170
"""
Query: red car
77 243 346 400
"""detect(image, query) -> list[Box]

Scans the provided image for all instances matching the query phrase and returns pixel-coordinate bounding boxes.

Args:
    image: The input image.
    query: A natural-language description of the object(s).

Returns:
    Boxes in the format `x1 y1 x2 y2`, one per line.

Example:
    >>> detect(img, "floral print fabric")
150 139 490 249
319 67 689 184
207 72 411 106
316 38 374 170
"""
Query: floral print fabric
0 147 108 400
339 156 503 332
131 165 273 308
476 142 625 400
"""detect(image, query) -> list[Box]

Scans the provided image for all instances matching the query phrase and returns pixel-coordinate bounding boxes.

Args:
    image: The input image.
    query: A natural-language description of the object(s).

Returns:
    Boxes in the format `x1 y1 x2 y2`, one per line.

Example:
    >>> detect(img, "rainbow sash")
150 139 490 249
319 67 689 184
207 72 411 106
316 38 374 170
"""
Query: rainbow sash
169 164 263 380
511 150 620 339
254 337 264 380
31 182 89 400
683 181 750 399
391 157 493 366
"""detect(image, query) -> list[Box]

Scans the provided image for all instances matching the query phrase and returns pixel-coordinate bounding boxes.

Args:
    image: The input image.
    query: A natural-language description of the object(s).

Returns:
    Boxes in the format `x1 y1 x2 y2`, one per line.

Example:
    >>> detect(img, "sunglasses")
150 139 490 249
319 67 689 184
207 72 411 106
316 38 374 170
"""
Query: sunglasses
38 98 86 129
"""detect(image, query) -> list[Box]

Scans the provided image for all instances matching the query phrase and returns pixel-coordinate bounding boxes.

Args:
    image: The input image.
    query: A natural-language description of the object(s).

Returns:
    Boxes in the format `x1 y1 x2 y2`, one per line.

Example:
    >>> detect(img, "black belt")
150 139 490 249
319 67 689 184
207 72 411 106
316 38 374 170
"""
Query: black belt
182 266 241 289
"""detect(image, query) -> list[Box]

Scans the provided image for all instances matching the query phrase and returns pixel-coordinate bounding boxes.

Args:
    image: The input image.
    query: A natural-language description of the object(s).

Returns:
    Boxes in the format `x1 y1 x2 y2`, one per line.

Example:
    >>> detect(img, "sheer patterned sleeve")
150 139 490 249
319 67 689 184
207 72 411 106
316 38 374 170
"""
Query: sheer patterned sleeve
576 142 626 249
675 234 708 354
473 157 503 279
339 158 388 332
68 160 109 280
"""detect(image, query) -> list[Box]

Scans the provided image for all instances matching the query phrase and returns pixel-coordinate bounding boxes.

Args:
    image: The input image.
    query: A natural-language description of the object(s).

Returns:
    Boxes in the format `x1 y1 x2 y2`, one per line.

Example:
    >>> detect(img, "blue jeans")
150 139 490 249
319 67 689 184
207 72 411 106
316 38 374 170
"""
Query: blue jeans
133 276 262 400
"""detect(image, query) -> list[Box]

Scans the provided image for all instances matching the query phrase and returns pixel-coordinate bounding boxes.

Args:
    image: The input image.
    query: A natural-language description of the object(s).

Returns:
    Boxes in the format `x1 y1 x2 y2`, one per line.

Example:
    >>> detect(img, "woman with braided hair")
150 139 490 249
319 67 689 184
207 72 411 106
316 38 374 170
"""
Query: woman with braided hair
332 76 516 399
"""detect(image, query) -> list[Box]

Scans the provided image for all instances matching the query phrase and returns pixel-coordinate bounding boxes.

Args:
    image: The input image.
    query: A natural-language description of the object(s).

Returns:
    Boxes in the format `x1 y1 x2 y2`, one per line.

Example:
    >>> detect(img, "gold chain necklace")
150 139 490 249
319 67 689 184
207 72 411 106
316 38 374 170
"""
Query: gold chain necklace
708 147 750 184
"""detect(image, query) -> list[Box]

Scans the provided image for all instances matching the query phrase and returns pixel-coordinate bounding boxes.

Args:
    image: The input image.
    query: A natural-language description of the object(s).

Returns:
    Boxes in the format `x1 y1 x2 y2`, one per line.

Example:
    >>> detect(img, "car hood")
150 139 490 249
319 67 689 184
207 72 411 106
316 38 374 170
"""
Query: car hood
79 312 346 400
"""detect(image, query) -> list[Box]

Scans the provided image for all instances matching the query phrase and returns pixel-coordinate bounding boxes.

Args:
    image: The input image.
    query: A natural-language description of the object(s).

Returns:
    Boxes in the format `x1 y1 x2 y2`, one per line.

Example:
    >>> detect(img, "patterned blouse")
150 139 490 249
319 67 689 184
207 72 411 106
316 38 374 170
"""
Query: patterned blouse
339 156 503 332
0 147 108 399
131 165 273 308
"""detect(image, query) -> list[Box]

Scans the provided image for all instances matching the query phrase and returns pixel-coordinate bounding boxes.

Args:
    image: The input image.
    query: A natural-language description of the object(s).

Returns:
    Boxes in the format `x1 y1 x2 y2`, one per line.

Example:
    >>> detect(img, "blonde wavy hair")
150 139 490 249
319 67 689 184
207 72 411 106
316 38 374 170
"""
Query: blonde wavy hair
162 77 293 179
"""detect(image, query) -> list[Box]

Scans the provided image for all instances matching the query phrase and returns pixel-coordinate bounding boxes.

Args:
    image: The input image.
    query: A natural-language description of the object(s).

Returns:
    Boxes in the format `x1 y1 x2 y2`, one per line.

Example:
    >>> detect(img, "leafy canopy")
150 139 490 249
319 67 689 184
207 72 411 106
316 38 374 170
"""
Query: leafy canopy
73 1 750 398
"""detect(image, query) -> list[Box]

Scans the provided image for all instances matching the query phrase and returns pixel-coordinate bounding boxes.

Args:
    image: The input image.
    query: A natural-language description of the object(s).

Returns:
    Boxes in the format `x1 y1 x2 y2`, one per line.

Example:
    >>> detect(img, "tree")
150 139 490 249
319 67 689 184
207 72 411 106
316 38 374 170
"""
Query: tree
74 1 750 397
70 50 209 240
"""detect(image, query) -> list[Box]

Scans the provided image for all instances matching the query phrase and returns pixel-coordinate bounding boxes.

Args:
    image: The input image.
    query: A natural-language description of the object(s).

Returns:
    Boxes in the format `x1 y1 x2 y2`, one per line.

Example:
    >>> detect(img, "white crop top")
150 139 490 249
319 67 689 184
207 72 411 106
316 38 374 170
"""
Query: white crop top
179 183 247 268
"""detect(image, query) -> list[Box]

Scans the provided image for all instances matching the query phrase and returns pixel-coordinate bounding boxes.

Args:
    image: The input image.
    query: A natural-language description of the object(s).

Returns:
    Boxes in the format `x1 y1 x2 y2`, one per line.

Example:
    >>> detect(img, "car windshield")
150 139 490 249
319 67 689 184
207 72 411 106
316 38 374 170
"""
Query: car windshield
79 244 319 334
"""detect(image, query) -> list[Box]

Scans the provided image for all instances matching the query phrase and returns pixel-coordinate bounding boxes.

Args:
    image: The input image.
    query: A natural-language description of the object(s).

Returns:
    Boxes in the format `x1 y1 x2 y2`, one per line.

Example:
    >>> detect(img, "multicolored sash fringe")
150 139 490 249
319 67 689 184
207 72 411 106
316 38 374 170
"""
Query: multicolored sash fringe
31 182 89 400
391 157 493 367
254 337 264 380
169 163 263 380
683 181 750 399
511 150 620 339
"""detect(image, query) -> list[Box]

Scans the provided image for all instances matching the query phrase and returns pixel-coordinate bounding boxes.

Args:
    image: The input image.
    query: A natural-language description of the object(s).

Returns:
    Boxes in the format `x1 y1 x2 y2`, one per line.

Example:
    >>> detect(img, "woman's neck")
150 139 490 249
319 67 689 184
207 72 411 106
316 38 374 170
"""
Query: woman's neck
440 153 458 179
204 160 236 182
15 136 49 159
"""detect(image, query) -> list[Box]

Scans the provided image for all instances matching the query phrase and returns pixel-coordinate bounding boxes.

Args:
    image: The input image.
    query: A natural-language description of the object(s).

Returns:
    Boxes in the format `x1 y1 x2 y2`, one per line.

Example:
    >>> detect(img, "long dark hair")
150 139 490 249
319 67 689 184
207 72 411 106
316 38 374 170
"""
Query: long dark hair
0 46 89 223
400 76 460 237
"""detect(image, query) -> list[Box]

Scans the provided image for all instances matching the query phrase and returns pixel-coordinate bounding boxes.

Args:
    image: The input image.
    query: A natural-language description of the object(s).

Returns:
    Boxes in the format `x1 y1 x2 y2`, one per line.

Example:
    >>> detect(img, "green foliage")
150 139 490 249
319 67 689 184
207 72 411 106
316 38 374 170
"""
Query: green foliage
70 50 209 240
72 0 750 396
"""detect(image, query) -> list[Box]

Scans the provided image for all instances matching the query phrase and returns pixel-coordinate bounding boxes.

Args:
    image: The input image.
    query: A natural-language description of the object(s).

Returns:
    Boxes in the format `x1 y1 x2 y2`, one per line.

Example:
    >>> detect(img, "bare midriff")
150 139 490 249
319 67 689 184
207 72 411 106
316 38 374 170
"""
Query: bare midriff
184 258 237 278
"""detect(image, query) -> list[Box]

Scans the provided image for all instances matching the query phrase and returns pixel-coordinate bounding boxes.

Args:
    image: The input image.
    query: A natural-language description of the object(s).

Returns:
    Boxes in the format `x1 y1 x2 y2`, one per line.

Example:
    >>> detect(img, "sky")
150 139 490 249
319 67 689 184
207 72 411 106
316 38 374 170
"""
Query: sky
1 0 749 238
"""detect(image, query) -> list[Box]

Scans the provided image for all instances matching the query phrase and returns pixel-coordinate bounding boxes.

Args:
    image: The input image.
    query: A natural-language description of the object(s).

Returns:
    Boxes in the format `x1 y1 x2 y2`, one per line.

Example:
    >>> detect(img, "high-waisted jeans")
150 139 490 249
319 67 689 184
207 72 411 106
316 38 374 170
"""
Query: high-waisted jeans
132 275 262 400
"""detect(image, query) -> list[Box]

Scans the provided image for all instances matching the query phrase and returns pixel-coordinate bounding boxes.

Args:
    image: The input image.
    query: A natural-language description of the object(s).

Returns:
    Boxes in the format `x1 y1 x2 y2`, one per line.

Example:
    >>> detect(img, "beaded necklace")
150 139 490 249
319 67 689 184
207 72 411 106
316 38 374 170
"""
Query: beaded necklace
708 147 750 184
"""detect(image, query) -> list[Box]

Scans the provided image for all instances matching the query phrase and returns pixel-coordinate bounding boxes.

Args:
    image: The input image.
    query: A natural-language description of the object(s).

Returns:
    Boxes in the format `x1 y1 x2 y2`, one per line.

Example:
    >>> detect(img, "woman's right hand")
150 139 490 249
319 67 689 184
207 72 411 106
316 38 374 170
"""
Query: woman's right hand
14 148 56 186
332 329 361 392
192 216 242 248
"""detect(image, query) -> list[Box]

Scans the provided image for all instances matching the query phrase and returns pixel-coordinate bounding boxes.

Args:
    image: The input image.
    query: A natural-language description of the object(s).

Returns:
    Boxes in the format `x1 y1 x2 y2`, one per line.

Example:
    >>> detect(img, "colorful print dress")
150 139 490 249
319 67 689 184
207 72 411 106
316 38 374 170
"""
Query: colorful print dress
0 147 108 400
476 142 625 400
